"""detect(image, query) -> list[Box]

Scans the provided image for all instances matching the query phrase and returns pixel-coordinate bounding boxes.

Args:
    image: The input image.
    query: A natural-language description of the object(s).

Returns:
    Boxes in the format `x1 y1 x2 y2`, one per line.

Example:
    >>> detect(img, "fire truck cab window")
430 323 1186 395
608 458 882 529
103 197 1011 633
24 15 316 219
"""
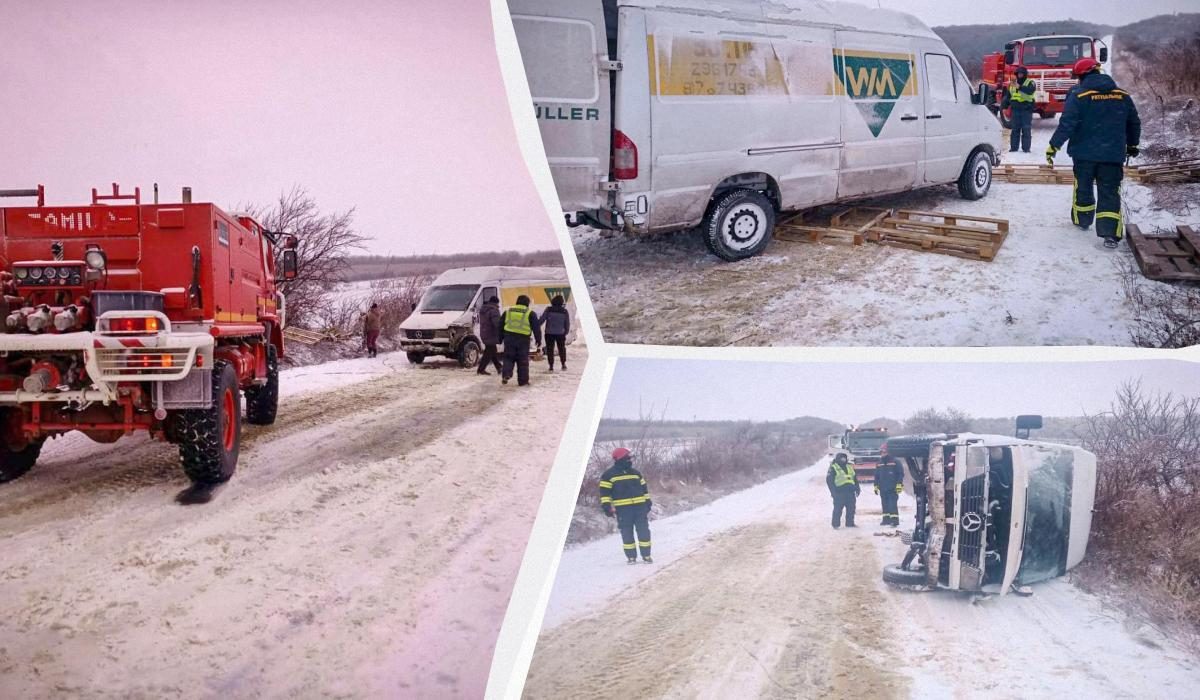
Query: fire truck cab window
1023 38 1094 67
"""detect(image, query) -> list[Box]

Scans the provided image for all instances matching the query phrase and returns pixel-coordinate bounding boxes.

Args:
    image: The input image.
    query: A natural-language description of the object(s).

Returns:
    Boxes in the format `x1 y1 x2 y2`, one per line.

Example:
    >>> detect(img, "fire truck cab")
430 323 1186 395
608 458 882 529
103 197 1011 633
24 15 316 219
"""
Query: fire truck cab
982 35 1109 128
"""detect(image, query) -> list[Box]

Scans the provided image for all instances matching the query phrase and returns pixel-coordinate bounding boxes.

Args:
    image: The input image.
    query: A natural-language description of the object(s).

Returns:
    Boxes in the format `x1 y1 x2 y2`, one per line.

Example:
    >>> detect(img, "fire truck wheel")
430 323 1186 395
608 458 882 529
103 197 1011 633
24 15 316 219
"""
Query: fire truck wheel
999 108 1013 130
457 339 481 368
703 189 776 261
178 361 241 485
245 344 279 426
957 151 993 201
0 437 45 483
1038 112 1057 120
882 564 928 587
406 352 426 365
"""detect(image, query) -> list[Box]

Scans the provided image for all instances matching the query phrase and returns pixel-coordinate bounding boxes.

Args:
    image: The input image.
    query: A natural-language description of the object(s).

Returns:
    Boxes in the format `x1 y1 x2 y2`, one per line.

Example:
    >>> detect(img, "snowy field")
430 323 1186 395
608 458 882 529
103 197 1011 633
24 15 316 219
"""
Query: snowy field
0 347 585 698
574 106 1194 347
524 457 1200 699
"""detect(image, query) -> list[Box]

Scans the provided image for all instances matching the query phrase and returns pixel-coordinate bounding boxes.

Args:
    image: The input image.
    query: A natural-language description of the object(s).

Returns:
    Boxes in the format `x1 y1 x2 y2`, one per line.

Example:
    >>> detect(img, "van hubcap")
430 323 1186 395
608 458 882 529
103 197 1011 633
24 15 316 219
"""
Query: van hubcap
974 162 990 189
724 203 766 250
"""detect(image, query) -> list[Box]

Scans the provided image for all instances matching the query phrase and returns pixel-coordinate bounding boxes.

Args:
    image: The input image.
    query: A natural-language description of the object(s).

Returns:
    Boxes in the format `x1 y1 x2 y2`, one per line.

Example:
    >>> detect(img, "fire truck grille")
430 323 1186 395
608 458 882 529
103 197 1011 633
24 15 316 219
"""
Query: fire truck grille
94 348 193 379
1037 78 1075 91
957 474 987 565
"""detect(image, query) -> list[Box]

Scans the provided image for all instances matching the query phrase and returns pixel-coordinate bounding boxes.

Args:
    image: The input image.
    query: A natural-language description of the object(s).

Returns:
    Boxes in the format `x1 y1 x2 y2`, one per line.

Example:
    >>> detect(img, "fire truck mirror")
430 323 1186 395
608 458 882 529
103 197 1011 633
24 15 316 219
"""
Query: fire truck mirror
1003 47 1015 65
285 235 299 249
281 249 298 280
1099 47 1109 63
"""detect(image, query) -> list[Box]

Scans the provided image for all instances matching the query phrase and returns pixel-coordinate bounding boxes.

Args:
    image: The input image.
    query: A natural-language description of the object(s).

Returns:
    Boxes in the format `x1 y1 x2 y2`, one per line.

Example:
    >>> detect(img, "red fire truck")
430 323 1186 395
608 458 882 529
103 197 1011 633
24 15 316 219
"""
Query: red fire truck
0 184 297 486
981 35 1109 128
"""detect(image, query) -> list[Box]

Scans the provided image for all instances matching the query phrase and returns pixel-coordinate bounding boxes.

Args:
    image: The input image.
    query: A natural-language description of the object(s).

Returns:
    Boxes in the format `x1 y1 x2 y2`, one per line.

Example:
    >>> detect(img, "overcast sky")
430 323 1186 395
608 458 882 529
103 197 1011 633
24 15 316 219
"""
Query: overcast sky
864 0 1195 27
603 359 1200 424
0 0 556 256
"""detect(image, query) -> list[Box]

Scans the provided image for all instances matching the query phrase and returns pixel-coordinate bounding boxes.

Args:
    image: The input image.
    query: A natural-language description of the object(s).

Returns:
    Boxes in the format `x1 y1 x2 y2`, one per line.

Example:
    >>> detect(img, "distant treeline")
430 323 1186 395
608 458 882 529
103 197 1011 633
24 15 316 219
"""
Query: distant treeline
597 415 1087 442
341 250 563 282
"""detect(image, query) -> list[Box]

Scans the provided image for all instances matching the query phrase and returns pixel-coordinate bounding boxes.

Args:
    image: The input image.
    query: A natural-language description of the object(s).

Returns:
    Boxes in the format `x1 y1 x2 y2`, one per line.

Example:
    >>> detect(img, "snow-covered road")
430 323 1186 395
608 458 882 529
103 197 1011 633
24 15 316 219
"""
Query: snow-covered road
574 116 1191 347
523 458 1200 699
0 347 584 698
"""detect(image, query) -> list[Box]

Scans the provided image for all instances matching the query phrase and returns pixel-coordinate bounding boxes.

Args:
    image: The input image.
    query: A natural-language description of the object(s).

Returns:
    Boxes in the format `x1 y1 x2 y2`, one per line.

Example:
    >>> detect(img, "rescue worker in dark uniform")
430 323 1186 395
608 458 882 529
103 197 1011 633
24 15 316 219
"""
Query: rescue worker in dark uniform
1002 66 1037 153
1046 57 1141 250
826 452 860 529
500 294 542 386
599 447 653 564
873 456 905 527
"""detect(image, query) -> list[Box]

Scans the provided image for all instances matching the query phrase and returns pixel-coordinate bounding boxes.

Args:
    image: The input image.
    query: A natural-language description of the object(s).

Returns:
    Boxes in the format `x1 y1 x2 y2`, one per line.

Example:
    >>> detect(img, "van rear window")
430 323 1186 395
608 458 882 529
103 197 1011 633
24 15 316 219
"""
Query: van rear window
512 16 599 103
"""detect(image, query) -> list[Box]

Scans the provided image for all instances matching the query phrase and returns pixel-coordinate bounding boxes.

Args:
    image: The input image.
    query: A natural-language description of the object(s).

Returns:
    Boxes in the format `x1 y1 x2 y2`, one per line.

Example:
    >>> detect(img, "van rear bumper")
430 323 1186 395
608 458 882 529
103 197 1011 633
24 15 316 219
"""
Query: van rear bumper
566 209 624 232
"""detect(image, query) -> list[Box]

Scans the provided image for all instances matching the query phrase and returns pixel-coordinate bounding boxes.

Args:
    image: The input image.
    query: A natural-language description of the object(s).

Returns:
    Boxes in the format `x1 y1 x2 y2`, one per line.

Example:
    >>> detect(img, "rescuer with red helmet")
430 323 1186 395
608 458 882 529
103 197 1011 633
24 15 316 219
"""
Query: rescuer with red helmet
599 447 653 564
1046 57 1141 250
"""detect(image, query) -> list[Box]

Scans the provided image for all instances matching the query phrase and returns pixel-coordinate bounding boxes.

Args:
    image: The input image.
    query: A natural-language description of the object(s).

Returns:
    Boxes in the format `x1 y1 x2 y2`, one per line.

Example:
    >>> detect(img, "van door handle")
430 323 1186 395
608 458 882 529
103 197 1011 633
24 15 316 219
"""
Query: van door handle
900 115 918 121
926 114 943 119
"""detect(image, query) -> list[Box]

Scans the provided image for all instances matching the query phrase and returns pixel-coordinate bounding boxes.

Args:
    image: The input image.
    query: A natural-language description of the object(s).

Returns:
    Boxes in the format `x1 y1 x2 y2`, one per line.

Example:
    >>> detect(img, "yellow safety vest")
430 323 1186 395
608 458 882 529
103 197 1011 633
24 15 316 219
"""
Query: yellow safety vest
1009 78 1036 104
832 462 856 487
503 305 532 336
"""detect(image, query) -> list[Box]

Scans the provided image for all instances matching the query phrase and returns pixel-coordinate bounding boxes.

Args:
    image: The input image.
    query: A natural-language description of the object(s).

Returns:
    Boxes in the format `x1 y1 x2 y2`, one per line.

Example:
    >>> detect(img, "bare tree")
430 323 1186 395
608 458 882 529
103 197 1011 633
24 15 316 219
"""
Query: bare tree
245 186 367 327
903 407 973 434
1120 260 1200 349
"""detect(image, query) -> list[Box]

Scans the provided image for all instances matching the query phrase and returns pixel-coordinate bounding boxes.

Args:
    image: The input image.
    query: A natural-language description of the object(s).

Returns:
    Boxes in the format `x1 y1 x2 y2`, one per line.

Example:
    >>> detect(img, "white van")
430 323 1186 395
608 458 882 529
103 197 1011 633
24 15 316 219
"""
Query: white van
508 0 1002 260
399 266 576 366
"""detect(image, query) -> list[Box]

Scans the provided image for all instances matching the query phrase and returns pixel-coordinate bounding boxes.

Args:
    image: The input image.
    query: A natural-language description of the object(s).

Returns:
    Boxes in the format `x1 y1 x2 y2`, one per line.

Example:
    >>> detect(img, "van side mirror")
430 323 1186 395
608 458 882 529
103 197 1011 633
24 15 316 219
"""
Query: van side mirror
1015 414 1043 439
1099 47 1109 63
281 249 298 280
972 82 993 106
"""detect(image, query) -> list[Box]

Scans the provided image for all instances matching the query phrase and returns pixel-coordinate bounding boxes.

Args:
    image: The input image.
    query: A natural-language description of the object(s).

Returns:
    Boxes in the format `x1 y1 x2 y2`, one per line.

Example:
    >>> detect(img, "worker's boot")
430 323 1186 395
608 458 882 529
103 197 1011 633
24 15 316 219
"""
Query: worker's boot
643 556 653 564
1103 238 1119 249
626 558 637 565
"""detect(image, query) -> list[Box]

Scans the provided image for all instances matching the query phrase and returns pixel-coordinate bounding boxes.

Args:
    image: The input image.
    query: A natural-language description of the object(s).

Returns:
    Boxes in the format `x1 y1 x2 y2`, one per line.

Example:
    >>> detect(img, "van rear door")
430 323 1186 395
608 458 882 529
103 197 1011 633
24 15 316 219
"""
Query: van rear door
508 0 612 215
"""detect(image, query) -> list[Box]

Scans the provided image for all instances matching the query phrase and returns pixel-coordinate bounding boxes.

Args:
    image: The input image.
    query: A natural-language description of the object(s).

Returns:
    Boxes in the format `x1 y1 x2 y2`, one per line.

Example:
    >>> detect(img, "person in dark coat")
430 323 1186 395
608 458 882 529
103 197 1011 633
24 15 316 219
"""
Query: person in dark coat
1002 65 1037 153
599 447 653 564
827 452 860 529
500 294 542 386
873 457 905 527
362 303 382 358
476 295 502 375
541 294 570 372
1047 58 1141 249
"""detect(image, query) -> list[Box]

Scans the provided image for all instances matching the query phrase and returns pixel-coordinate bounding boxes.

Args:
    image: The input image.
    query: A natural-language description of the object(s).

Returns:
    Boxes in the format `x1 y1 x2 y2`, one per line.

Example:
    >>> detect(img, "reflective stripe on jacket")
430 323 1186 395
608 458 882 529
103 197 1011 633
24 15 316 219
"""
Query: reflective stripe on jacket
830 462 856 487
503 306 533 336
599 463 650 510
1009 78 1036 104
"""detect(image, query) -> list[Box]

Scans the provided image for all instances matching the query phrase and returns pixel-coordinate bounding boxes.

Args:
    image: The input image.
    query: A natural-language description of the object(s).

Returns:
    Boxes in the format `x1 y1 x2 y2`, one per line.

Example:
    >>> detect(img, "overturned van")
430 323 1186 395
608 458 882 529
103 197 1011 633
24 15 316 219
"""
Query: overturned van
881 433 1097 595
398 266 575 366
509 0 1002 260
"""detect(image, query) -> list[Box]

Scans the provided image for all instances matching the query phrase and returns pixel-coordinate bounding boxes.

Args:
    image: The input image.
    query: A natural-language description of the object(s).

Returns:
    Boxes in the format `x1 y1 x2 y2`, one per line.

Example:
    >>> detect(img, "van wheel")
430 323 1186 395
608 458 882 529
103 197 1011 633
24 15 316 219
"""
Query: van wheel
406 352 425 365
178 362 240 486
703 189 775 261
958 151 992 201
885 434 948 459
457 339 480 368
883 564 928 587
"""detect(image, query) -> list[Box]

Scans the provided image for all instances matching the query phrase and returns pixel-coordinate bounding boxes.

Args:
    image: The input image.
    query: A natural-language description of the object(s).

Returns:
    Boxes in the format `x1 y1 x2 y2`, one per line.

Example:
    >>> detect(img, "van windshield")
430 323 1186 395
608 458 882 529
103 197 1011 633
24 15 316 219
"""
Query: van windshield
419 285 479 312
1023 38 1094 67
1015 456 1073 584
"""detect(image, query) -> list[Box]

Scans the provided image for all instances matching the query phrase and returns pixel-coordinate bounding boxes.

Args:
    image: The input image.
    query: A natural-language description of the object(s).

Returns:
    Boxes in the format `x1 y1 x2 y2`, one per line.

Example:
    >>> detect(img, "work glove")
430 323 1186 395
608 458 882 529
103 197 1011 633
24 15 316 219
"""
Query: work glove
873 485 880 495
1127 145 1140 158
603 505 614 518
855 486 862 497
896 484 904 493
1045 145 1058 166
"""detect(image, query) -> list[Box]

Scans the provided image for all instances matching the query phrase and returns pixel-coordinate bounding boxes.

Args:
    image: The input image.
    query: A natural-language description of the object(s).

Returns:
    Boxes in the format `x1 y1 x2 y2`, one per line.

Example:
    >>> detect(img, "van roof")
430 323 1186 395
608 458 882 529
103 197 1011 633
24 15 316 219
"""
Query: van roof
430 265 569 286
623 0 938 39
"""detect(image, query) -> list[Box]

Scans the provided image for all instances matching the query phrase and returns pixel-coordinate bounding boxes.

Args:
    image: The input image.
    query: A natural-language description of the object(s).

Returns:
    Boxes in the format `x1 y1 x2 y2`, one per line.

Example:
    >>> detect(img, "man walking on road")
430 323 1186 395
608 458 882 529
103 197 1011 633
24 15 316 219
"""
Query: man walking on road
541 294 570 372
476 295 503 375
600 447 653 564
1046 57 1141 250
363 303 382 358
827 452 859 529
500 294 542 386
873 456 905 527
1003 65 1037 153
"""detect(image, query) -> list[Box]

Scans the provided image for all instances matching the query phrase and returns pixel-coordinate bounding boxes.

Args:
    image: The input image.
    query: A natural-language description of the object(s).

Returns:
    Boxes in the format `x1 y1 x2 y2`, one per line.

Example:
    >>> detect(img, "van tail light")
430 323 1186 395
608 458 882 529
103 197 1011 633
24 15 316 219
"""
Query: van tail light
612 130 638 180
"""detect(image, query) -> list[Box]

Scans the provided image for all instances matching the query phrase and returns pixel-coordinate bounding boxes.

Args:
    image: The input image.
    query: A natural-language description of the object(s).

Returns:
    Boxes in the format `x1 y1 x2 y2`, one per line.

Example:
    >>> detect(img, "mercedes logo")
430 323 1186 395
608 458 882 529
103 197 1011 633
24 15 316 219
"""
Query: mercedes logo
961 512 983 532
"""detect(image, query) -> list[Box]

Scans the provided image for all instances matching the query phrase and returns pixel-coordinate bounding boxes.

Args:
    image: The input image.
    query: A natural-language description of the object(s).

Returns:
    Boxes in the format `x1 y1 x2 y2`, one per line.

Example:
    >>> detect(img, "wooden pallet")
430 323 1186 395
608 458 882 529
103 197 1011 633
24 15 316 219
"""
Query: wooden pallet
866 210 1010 261
994 163 1075 185
775 208 875 246
1127 224 1200 281
283 327 329 345
1125 157 1200 184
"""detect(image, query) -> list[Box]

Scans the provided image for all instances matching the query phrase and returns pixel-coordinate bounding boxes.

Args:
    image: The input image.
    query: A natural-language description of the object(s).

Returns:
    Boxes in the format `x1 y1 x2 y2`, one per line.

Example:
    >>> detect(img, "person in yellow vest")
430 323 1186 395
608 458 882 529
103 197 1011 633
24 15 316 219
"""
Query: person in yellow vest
1002 66 1037 153
826 452 860 529
500 294 542 386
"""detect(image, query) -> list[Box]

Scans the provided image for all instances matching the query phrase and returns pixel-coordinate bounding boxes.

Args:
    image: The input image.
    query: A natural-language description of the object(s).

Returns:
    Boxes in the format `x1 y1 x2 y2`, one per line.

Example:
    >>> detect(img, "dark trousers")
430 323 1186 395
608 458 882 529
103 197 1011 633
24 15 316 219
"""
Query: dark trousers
1072 160 1125 240
1009 108 1033 152
617 506 651 559
831 488 857 527
477 343 501 373
879 490 900 525
545 334 566 368
364 330 380 357
501 334 531 385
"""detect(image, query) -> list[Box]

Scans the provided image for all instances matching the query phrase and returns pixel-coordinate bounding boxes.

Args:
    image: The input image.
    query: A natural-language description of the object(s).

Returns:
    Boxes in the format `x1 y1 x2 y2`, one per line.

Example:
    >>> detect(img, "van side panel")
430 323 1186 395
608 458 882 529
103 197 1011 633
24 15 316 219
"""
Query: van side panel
834 31 924 199
625 9 840 233
509 0 612 213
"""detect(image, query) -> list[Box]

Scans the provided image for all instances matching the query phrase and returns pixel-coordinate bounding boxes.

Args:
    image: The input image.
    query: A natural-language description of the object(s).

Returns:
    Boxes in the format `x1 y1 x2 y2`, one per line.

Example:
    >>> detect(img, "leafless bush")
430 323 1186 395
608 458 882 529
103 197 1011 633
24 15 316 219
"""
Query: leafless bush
315 275 433 345
1078 381 1200 635
903 407 973 434
1120 259 1200 348
243 186 367 328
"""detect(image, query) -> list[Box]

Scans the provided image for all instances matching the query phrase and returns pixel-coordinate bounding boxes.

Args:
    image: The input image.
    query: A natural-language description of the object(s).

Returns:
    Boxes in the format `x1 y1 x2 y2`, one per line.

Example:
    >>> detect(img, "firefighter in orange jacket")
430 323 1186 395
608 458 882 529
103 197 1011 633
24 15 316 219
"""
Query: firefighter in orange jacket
599 447 653 564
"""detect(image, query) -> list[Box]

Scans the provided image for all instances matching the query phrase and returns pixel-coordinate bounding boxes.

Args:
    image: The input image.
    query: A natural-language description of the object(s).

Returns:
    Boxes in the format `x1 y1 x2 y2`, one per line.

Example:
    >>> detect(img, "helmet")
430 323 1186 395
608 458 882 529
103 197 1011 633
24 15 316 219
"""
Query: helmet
1014 65 1029 76
835 452 849 461
1072 58 1100 77
612 447 631 461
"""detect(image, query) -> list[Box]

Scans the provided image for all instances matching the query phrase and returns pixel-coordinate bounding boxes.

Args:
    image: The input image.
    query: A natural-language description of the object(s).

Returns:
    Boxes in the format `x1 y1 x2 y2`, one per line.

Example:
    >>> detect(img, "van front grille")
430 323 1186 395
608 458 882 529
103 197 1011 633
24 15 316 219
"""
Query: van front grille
957 474 987 565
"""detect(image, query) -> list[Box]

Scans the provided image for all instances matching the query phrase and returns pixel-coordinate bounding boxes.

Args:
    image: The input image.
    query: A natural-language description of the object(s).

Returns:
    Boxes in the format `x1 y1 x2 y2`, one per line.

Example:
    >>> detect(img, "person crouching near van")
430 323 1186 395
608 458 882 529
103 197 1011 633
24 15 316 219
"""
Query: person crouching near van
500 294 542 386
827 452 860 529
873 456 904 527
363 303 382 358
600 448 653 564
541 295 570 372
476 295 503 375
1003 65 1037 153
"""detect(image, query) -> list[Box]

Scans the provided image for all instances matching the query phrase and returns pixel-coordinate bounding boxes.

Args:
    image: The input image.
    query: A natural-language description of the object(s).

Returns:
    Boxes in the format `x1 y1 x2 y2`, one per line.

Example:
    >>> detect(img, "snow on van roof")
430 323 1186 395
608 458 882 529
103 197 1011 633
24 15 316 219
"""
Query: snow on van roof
430 265 569 286
624 0 937 39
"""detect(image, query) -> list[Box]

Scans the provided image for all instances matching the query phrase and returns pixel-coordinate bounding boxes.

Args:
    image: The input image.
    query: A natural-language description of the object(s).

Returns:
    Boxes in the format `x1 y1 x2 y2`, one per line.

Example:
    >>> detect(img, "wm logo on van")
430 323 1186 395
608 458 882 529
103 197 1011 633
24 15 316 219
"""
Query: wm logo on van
543 287 571 303
833 51 917 138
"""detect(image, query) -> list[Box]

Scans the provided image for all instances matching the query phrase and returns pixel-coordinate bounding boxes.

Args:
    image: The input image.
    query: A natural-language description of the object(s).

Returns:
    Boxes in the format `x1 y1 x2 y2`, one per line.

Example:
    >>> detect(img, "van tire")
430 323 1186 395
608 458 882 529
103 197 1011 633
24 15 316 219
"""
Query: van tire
406 352 426 365
883 564 928 587
703 189 775 261
457 339 481 368
245 344 279 426
884 434 948 459
958 151 992 201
